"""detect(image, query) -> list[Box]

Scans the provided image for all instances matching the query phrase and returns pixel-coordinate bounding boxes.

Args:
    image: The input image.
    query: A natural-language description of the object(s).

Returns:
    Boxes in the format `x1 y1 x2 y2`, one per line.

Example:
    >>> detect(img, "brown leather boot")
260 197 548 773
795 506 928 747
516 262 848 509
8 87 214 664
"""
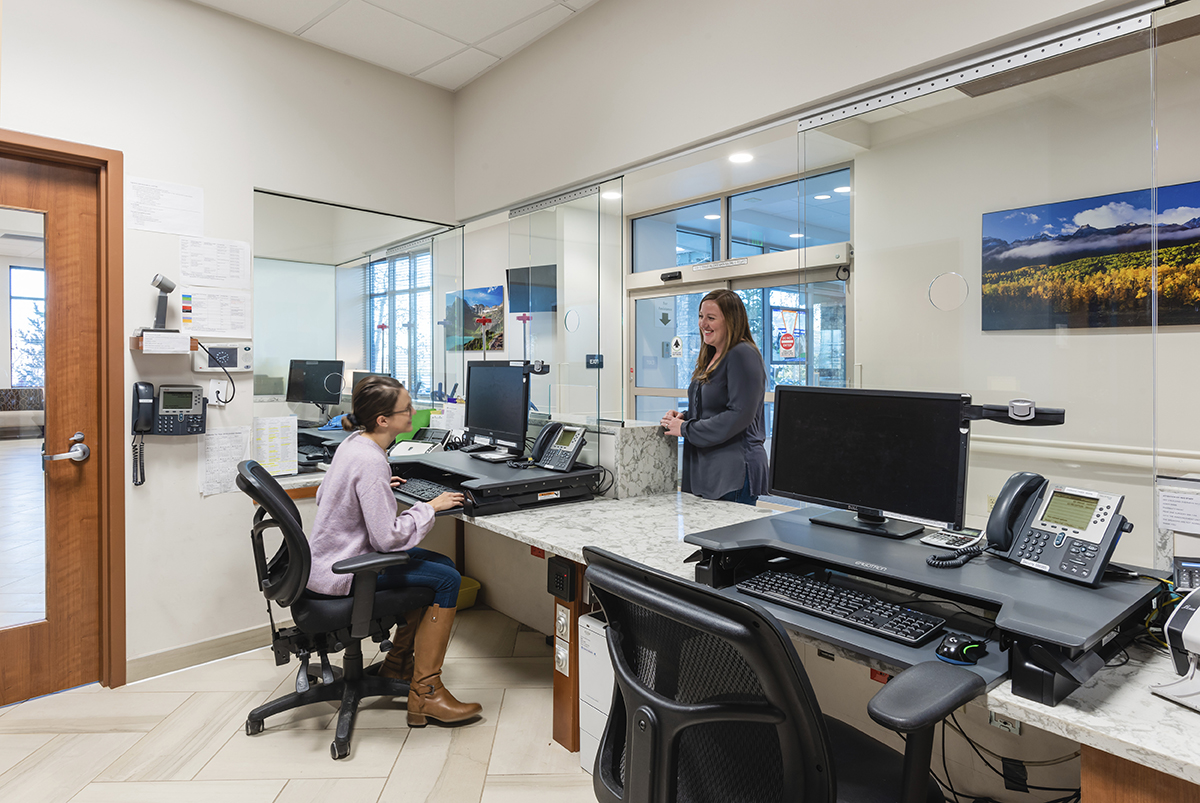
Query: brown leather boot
407 605 483 727
378 607 422 684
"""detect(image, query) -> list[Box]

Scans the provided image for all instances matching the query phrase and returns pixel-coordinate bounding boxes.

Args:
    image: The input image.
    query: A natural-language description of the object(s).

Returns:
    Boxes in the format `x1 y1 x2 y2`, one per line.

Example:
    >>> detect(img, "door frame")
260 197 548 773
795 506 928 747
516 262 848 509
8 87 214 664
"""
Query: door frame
0 128 125 689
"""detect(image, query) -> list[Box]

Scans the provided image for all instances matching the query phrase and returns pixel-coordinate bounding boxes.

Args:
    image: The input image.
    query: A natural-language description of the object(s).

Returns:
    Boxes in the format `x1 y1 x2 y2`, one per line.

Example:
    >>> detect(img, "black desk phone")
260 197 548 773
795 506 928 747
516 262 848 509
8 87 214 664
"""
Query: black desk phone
985 471 1132 587
131 382 207 436
530 422 586 472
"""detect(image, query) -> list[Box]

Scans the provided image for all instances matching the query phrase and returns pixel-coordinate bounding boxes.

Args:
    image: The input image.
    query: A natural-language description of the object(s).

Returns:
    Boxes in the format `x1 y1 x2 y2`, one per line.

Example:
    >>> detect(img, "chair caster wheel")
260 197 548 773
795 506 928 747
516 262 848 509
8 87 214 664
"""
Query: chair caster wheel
246 719 264 736
331 741 349 760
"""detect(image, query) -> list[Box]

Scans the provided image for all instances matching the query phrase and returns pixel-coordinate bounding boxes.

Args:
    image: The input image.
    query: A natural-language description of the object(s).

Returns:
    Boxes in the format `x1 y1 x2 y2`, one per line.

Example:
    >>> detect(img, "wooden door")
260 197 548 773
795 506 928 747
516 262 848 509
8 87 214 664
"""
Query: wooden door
0 132 124 704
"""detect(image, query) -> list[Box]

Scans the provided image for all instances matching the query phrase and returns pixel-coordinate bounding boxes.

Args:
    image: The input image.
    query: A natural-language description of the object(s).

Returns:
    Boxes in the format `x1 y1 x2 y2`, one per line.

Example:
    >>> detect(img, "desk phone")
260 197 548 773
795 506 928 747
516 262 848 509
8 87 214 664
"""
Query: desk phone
532 423 586 471
986 472 1131 587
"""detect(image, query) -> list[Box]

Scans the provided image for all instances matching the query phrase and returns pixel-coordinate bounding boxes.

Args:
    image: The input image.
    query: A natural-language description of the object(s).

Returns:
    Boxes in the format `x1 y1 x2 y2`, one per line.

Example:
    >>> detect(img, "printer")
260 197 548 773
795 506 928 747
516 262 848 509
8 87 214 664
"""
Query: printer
1151 589 1200 711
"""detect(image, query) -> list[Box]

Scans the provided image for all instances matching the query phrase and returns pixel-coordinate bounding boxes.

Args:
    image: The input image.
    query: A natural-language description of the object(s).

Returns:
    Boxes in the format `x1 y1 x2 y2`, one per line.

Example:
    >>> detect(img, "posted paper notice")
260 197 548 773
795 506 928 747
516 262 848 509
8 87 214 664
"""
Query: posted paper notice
141 331 191 354
127 176 204 236
180 286 251 339
253 416 298 476
1160 487 1200 535
200 427 250 496
180 236 251 289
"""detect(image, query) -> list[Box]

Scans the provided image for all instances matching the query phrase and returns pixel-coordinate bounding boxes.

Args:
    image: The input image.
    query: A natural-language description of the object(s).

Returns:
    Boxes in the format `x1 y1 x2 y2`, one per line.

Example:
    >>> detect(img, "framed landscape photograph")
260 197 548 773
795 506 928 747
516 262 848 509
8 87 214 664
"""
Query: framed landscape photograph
981 180 1200 330
445 286 505 351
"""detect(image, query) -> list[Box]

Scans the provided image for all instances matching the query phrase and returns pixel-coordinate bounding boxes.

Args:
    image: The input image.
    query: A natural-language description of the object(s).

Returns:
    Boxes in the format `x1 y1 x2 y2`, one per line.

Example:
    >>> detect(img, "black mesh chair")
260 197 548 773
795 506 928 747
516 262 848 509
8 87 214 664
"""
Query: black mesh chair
583 547 985 803
236 459 434 760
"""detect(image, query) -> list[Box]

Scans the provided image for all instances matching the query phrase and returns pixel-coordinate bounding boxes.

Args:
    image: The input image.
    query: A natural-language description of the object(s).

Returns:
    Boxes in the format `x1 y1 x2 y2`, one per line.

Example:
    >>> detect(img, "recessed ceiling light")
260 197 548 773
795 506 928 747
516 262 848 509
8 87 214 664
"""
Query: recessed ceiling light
601 191 621 200
814 194 831 200
728 152 753 163
789 233 805 239
834 186 851 193
676 246 686 252
704 214 721 220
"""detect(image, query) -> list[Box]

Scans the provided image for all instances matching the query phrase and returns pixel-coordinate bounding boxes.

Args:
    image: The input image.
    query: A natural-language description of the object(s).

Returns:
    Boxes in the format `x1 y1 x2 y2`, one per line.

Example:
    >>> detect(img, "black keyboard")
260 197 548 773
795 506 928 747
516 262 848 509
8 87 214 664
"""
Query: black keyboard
398 477 454 502
736 570 946 646
297 444 327 460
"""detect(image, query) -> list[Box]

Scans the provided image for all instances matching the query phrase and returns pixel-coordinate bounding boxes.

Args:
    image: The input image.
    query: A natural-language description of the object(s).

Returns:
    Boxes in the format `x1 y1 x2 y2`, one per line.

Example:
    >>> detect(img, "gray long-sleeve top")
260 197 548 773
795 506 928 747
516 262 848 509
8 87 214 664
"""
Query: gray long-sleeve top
680 341 769 500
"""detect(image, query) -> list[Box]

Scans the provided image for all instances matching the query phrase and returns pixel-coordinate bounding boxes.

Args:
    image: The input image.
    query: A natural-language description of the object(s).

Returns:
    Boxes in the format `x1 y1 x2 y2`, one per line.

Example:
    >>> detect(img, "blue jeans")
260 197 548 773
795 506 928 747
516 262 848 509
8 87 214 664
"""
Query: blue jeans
719 470 759 507
375 547 461 609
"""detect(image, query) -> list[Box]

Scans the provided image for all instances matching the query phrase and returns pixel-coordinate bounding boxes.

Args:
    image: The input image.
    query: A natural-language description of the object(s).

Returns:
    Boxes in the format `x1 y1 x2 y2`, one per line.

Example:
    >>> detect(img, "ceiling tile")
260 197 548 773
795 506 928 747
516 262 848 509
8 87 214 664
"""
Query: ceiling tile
563 0 599 10
416 49 500 91
477 5 573 59
188 0 342 34
302 0 463 75
366 0 556 44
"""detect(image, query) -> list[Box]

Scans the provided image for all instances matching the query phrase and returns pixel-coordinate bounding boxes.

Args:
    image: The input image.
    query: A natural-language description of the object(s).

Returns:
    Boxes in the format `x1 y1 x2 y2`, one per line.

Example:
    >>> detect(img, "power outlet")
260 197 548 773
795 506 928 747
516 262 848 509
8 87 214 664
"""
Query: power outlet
987 494 998 513
208 379 229 407
989 711 1022 735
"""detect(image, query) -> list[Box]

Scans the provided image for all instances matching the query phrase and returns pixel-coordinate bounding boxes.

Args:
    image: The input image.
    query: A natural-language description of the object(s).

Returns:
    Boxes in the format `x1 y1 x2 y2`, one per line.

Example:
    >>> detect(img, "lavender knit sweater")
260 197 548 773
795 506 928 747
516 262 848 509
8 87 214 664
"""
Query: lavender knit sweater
306 430 435 596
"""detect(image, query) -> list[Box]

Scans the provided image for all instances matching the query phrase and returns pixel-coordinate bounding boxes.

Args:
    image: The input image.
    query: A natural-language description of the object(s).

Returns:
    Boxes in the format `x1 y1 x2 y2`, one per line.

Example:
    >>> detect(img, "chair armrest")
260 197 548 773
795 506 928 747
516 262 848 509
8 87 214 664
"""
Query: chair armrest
331 551 411 575
333 552 411 639
867 661 985 733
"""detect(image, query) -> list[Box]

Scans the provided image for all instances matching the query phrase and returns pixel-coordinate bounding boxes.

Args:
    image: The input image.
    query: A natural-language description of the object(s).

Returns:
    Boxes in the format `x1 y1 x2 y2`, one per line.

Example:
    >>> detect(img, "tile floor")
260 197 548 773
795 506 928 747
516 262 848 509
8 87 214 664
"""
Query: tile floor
0 437 45 628
0 608 599 803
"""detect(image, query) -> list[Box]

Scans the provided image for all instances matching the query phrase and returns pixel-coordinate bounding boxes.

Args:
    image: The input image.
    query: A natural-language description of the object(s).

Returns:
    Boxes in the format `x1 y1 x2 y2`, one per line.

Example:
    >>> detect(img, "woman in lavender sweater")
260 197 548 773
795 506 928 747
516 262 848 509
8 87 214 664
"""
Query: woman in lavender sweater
307 375 481 727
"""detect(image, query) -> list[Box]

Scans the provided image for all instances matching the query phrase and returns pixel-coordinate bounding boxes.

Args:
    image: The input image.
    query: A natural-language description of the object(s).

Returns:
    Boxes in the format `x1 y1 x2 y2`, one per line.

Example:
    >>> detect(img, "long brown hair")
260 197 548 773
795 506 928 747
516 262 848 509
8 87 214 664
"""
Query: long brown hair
344 375 405 432
691 289 759 383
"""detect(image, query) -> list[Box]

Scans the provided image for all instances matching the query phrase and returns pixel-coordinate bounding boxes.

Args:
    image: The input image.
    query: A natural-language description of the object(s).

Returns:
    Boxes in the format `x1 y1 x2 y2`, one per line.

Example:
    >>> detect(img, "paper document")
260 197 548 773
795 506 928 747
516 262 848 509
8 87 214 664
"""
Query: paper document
141 331 191 354
180 236 251 289
253 416 298 476
200 427 250 496
441 401 466 430
127 176 204 236
180 286 252 339
1160 487 1200 535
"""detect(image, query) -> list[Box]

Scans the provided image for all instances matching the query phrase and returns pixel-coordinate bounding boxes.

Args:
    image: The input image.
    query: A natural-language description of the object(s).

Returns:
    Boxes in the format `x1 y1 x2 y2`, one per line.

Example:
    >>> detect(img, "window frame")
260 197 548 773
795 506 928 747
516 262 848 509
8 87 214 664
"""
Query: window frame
9 265 46 388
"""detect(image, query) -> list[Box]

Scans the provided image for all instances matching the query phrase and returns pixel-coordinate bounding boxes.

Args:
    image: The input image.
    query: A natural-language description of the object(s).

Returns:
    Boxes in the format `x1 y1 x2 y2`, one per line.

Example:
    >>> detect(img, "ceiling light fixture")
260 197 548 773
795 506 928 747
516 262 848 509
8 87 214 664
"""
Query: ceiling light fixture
789 233 805 239
834 186 852 193
704 214 721 220
728 153 753 163
814 194 832 200
601 191 622 200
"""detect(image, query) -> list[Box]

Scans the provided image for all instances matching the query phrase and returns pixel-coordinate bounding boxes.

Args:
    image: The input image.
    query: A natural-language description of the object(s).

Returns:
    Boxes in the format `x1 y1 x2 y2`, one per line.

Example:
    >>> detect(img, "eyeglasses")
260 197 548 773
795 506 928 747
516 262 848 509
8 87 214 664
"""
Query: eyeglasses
384 404 413 417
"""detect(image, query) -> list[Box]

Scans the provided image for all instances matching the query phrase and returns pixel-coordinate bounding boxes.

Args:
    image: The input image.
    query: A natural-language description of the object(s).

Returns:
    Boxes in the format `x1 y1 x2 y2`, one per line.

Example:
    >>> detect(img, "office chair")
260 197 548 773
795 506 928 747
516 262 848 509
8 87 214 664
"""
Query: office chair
583 547 985 803
235 459 435 760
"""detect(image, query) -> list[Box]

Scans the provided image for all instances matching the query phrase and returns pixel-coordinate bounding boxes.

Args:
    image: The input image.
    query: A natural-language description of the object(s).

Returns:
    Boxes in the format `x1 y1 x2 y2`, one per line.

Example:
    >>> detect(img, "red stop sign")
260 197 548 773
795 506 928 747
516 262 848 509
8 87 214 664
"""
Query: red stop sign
780 332 795 351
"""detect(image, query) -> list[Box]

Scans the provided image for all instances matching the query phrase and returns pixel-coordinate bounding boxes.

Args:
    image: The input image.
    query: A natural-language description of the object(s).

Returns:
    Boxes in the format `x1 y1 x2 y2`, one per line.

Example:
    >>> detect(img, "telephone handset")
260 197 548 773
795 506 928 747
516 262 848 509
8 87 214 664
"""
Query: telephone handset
132 382 155 434
130 382 208 485
531 421 586 472
985 471 1132 587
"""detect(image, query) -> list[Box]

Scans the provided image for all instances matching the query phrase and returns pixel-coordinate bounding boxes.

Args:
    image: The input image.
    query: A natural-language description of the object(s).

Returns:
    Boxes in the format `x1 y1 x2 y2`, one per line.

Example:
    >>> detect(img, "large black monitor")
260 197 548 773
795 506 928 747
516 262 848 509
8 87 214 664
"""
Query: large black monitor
465 361 530 455
286 359 345 405
770 386 970 539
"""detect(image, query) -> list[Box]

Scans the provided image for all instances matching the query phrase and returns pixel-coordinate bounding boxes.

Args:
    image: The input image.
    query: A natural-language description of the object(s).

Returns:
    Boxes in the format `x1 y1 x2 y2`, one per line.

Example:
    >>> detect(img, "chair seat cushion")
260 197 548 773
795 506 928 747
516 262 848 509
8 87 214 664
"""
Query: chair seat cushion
292 586 435 635
825 715 943 803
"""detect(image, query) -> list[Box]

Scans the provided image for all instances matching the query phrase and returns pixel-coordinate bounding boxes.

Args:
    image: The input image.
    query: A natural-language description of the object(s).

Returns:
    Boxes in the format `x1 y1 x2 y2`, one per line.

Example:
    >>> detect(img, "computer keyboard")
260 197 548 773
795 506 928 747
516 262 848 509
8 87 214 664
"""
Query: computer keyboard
736 569 946 646
397 477 454 502
297 444 327 460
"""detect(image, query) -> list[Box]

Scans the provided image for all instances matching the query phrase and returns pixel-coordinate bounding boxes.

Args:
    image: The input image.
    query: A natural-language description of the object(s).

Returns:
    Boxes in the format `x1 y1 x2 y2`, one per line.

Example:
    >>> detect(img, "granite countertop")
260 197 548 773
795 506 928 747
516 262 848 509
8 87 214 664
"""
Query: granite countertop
463 492 776 577
986 645 1200 783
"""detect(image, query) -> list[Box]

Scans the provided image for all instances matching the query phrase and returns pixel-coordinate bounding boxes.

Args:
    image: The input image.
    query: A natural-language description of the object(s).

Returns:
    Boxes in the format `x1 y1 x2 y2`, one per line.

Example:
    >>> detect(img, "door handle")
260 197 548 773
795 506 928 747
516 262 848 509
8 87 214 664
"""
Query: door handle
44 432 90 463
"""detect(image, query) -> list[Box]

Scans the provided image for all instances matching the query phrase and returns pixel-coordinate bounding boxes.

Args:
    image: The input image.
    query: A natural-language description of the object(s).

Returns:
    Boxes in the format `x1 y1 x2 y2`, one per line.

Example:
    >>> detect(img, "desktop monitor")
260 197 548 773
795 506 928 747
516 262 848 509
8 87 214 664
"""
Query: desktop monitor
770 386 970 538
352 371 391 392
286 359 345 405
465 361 530 455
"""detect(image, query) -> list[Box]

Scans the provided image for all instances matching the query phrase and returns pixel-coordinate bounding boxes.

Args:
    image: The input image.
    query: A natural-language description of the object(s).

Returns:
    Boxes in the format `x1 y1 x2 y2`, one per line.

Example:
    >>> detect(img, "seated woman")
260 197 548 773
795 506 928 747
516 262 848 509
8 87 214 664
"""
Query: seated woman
306 375 481 727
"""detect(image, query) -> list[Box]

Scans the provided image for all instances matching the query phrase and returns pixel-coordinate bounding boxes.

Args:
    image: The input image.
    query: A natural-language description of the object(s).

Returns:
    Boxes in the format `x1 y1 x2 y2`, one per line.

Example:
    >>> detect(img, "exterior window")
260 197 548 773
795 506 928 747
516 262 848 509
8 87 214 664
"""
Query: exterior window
10 267 45 387
366 250 434 399
632 199 721 272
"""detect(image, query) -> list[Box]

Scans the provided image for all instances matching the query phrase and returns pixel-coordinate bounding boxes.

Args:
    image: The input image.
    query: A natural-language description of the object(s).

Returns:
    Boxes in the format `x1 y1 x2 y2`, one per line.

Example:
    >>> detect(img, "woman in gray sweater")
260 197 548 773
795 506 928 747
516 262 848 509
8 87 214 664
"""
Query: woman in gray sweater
660 289 768 505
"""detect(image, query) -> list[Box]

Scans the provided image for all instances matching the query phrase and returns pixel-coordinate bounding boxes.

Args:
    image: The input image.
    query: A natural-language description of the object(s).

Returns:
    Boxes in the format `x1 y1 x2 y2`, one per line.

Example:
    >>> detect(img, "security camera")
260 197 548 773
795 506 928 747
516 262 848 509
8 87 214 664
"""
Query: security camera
151 273 176 293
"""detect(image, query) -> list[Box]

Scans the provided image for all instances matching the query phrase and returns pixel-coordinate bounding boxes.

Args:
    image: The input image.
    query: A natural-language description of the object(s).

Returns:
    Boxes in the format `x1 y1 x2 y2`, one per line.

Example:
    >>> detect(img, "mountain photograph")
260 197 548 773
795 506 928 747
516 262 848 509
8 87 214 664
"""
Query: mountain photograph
981 181 1200 330
445 286 505 351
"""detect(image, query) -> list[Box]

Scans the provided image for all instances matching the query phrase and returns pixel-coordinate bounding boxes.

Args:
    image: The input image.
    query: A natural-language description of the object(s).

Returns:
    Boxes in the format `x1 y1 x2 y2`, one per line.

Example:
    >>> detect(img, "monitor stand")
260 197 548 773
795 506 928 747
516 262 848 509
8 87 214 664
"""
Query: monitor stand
809 509 924 540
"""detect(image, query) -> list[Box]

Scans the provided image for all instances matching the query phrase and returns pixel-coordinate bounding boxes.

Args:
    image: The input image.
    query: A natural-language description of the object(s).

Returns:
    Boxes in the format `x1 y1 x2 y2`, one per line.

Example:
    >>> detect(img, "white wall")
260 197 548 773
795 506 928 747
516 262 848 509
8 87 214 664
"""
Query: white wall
453 0 1128 219
0 0 455 661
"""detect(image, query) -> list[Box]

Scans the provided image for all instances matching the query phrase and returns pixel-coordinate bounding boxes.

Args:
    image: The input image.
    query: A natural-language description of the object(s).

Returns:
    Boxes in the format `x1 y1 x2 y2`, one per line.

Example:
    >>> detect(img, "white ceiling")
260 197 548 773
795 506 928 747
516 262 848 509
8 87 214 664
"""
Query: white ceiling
187 0 600 91
0 208 44 260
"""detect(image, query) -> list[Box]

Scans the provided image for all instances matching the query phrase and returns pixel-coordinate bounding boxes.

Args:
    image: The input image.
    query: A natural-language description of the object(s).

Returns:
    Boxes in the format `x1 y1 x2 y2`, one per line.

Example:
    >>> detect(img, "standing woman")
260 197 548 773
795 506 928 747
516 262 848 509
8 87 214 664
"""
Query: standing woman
306 375 482 727
660 289 768 505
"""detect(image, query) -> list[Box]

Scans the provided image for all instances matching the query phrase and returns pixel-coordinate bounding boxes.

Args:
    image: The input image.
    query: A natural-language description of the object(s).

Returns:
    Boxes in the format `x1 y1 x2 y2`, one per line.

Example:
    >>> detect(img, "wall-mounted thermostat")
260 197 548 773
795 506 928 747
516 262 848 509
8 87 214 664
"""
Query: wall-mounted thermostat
194 342 253 372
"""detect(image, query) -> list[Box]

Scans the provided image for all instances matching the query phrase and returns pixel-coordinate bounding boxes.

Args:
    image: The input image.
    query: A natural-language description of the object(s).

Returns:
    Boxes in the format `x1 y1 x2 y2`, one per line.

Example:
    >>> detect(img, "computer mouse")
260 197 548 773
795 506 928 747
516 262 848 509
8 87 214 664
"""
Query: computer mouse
935 633 987 665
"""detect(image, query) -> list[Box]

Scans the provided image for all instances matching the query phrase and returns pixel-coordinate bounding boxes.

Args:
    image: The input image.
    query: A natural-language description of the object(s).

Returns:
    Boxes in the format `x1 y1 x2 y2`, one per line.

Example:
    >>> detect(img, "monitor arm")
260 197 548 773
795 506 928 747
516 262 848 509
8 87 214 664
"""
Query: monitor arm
963 399 1065 427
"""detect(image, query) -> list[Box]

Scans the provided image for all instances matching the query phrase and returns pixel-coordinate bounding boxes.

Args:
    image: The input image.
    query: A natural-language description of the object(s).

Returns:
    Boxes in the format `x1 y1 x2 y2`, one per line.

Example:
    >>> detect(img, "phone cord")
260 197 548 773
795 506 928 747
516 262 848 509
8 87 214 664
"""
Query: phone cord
927 545 983 568
132 434 145 486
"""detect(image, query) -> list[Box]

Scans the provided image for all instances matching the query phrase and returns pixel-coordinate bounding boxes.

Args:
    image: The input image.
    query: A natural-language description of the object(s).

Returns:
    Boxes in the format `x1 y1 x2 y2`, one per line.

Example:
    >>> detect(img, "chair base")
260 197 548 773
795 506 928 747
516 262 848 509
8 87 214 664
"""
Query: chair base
246 641 412 760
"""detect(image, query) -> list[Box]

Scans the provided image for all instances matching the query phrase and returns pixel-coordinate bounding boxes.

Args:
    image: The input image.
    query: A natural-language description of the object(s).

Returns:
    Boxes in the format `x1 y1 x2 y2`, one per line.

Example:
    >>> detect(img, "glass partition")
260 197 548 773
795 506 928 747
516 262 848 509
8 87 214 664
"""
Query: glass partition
799 25 1158 563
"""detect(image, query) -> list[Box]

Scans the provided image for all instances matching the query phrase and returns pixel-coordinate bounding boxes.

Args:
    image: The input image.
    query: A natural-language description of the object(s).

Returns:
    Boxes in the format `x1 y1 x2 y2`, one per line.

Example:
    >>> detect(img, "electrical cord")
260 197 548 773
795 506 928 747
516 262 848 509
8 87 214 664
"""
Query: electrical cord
195 340 236 404
949 713 1082 793
131 433 145 486
926 545 984 569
